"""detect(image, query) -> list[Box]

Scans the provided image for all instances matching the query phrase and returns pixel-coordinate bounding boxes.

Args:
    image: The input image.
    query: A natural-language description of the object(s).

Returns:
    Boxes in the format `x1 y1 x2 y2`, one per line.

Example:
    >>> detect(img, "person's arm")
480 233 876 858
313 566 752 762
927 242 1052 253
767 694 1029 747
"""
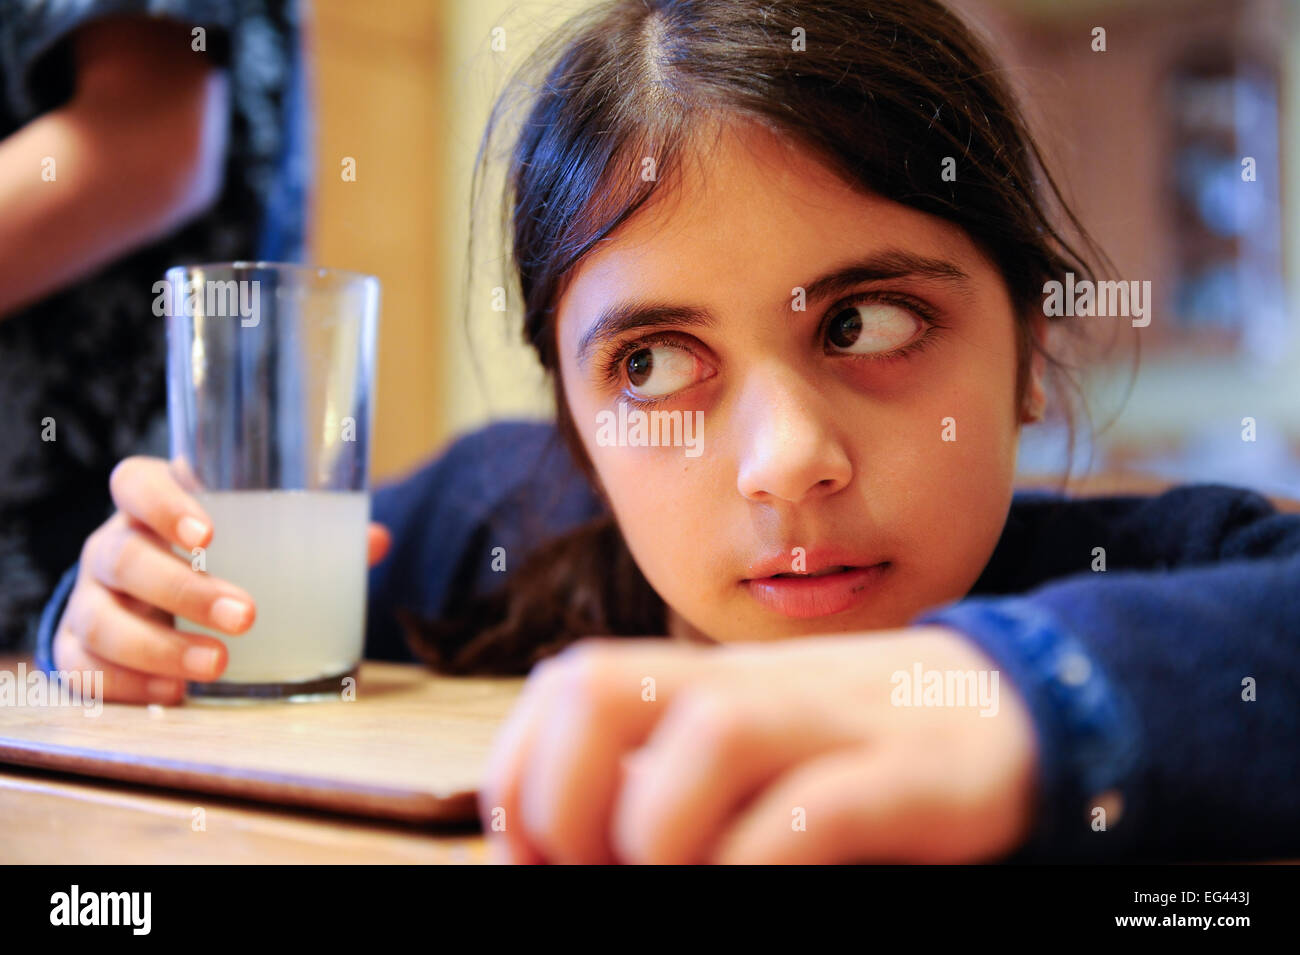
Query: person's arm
916 484 1300 861
34 419 604 675
0 15 228 318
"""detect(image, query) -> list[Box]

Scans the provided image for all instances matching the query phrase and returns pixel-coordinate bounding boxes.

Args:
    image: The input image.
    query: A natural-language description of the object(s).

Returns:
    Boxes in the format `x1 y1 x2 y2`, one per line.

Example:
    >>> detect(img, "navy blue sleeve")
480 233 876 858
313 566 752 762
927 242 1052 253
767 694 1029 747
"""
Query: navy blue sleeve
364 419 605 662
916 484 1300 862
32 562 78 676
31 419 604 672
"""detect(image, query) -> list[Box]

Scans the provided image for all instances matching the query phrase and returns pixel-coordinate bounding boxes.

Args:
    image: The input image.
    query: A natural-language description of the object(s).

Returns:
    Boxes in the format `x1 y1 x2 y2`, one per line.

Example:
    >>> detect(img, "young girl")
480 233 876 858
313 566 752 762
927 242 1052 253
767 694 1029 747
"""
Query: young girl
35 0 1300 865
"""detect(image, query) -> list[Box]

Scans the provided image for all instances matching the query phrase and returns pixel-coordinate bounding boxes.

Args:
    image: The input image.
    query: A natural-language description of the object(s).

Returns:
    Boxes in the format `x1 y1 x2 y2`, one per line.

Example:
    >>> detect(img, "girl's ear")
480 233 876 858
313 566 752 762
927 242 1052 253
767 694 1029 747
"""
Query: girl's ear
1020 309 1048 425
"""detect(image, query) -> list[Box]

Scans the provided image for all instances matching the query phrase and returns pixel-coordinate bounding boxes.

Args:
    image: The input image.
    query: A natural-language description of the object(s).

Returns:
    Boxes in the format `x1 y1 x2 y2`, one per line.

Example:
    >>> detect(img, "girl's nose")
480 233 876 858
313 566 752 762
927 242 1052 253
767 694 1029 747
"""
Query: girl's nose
734 371 853 505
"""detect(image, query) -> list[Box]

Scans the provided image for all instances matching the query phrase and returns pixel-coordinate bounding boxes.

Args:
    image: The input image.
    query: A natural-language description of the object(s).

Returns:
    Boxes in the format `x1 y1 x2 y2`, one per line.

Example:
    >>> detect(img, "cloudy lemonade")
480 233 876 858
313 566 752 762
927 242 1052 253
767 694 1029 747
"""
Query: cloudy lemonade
176 490 369 686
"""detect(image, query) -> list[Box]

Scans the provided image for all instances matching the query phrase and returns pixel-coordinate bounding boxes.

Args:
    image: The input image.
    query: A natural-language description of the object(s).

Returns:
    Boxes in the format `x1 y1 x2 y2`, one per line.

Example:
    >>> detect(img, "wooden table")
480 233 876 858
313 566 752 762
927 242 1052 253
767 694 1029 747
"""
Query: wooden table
0 767 490 863
0 656 521 863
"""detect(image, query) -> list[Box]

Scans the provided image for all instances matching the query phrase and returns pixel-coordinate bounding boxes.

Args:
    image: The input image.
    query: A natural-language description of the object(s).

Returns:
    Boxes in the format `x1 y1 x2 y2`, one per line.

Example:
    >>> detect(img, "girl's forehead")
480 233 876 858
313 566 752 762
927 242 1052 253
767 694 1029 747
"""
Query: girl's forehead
553 136 990 334
644 121 872 223
576 121 979 264
548 119 1003 358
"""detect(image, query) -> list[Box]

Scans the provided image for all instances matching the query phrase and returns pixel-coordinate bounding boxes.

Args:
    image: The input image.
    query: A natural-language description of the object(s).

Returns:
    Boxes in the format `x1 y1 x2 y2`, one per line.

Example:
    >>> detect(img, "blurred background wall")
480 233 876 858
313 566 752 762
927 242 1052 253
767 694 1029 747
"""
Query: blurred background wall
306 0 1300 497
306 0 586 483
958 0 1300 498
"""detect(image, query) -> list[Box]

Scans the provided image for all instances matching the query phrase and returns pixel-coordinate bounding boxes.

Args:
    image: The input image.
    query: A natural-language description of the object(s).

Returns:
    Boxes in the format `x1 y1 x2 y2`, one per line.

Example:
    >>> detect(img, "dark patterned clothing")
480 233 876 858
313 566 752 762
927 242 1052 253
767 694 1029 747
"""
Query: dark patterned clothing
0 0 306 650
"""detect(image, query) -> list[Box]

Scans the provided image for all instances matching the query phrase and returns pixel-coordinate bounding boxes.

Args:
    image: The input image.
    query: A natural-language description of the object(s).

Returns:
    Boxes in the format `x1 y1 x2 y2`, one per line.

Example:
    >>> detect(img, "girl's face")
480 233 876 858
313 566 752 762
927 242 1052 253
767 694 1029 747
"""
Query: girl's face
555 121 1044 643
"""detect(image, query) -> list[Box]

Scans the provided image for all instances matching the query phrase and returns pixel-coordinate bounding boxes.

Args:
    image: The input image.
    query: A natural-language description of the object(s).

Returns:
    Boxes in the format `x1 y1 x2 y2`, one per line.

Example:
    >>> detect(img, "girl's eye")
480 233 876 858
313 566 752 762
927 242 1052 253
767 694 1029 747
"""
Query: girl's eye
624 343 699 398
825 300 922 355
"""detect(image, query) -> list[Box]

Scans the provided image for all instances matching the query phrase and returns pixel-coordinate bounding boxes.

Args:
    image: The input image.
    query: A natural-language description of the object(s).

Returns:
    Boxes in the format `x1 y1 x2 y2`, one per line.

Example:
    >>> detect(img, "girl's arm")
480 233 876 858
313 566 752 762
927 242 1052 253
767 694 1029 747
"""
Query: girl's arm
917 484 1300 861
31 420 601 676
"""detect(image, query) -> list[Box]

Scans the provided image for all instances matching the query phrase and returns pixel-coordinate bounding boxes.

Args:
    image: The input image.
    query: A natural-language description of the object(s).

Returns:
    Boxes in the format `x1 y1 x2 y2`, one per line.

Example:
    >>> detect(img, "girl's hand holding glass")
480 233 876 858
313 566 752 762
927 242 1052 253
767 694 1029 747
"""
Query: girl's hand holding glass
51 456 391 705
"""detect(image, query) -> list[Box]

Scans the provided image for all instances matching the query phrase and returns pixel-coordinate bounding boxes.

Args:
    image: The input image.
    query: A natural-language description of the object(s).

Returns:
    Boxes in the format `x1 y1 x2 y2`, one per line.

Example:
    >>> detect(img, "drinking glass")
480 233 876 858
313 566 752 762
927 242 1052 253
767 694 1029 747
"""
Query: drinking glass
163 262 380 700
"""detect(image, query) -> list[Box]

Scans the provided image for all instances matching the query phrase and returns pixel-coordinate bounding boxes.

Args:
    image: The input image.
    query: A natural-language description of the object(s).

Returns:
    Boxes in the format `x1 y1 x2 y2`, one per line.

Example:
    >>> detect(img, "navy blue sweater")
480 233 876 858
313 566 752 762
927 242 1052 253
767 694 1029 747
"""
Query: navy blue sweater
33 419 1300 862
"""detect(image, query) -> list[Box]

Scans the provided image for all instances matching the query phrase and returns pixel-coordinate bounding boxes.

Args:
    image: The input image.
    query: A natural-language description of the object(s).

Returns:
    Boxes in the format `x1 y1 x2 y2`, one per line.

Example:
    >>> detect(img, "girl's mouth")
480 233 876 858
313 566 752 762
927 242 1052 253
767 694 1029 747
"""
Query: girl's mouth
744 563 890 618
770 564 852 578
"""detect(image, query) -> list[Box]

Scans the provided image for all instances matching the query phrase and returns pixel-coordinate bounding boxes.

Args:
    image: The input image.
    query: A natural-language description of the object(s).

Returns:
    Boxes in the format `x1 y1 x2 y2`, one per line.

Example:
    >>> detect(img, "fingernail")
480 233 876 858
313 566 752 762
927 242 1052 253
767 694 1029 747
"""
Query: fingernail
177 516 209 548
182 646 222 677
210 597 251 631
147 677 181 699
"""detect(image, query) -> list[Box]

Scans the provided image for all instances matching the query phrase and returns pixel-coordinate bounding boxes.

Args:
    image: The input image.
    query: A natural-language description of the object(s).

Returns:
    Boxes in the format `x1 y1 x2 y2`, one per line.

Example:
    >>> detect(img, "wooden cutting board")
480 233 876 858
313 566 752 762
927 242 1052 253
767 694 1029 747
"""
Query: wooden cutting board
0 659 525 824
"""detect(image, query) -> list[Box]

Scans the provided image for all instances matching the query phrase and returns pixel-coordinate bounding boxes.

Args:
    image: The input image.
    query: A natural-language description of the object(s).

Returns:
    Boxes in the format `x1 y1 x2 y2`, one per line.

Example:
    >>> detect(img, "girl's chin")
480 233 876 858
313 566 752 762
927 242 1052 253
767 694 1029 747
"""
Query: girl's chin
665 607 720 644
665 604 900 645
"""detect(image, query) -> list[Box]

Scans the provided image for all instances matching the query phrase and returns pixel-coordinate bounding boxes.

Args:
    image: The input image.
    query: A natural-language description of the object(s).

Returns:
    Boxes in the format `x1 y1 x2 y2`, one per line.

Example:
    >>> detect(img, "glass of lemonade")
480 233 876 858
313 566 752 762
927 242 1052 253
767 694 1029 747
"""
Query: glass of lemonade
163 262 380 701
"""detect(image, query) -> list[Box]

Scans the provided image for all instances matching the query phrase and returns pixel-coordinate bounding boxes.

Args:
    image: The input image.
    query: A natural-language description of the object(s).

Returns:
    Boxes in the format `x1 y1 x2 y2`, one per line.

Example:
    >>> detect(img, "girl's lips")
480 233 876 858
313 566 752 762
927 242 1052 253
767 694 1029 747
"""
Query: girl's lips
743 563 890 618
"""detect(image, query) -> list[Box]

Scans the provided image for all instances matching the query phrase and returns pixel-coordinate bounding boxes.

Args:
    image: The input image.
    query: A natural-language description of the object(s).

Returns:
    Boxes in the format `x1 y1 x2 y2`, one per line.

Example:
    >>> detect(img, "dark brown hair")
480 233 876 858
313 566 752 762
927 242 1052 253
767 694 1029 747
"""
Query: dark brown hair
402 0 1117 675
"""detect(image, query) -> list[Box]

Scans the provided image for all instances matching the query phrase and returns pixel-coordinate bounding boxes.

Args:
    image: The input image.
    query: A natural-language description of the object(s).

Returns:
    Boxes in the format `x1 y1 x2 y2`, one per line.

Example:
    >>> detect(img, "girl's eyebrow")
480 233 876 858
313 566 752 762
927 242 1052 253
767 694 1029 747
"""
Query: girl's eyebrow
575 248 973 368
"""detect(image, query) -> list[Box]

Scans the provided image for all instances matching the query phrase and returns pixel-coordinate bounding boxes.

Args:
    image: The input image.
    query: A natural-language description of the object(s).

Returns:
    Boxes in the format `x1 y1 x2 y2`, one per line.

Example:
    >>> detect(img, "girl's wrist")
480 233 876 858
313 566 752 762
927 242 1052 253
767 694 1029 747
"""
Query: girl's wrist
913 598 1142 860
